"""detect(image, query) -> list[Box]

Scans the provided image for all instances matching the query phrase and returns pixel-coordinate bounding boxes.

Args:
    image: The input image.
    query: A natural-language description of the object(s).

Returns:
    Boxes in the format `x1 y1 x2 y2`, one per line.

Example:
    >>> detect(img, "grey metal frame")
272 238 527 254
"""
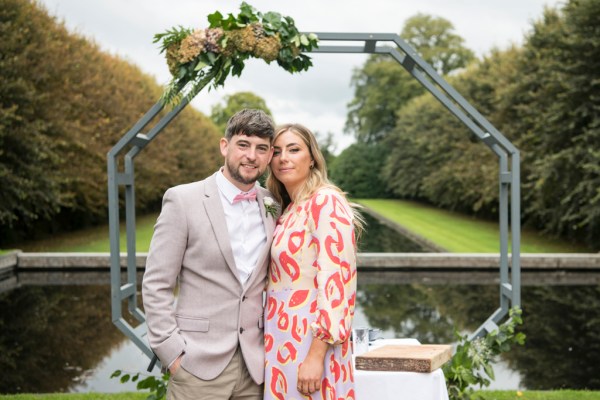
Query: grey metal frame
107 32 520 363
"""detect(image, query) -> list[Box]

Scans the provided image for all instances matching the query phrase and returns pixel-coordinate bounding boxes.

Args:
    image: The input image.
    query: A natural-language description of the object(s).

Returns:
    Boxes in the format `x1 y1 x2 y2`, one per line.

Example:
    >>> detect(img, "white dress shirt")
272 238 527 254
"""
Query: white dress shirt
216 170 267 285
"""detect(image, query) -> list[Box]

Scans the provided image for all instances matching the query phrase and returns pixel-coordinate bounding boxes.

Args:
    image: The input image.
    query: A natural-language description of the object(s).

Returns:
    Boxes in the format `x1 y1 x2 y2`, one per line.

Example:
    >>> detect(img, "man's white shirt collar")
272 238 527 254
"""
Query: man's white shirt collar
216 169 258 203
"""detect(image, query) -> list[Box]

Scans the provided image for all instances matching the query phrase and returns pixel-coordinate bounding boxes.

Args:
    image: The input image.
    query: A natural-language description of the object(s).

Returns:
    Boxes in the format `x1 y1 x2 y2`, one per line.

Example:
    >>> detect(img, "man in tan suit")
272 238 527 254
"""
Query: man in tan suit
142 109 277 399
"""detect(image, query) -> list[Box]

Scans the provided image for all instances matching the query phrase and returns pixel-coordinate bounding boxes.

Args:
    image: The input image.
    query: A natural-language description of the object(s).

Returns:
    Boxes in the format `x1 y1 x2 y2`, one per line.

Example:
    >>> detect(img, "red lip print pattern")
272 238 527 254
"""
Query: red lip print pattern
264 189 357 399
269 366 287 400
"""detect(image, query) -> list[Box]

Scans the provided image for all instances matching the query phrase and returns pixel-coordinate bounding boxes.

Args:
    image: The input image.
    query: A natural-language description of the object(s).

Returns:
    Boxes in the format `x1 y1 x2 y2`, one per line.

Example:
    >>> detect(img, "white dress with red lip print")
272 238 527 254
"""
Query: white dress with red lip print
264 187 357 400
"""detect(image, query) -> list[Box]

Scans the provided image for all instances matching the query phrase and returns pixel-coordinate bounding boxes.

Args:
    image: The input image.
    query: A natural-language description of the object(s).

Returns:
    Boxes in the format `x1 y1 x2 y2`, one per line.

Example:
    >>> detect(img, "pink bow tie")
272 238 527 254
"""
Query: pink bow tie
233 189 257 204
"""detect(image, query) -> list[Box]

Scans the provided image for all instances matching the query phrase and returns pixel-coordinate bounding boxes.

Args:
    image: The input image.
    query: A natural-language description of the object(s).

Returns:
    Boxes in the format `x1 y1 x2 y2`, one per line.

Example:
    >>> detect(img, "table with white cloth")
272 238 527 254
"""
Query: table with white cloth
354 338 450 400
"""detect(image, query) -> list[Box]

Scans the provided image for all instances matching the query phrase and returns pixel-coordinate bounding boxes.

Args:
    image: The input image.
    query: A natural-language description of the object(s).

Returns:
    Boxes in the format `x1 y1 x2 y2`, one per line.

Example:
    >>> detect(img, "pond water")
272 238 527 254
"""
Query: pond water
1 214 599 393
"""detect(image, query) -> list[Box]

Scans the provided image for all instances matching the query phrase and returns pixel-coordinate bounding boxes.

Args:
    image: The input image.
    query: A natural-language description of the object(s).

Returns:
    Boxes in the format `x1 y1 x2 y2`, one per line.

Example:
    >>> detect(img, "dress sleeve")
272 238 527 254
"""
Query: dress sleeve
308 189 357 345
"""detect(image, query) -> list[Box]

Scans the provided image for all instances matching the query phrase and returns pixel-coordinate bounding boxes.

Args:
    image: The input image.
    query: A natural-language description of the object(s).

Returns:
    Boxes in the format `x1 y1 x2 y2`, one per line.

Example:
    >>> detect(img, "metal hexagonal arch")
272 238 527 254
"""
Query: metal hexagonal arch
107 32 521 370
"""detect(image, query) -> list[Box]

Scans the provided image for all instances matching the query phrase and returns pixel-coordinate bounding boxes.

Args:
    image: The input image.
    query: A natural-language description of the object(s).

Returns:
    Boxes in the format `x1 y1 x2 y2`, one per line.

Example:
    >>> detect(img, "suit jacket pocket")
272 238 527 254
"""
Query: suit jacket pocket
176 315 210 332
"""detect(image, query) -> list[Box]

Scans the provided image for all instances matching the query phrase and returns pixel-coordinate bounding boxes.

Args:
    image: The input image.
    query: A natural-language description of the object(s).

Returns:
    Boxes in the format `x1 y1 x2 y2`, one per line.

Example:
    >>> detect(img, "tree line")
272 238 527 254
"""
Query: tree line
0 0 222 245
330 0 600 250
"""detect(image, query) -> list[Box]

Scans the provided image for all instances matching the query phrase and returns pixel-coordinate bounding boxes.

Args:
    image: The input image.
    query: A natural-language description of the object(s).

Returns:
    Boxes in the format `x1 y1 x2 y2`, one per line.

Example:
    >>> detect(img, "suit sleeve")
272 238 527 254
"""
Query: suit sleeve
142 187 188 367
308 190 357 345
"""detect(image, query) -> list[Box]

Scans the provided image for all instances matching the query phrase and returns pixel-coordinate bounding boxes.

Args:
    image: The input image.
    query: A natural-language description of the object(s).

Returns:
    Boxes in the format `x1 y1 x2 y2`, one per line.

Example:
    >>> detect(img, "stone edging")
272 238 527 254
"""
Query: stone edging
3 251 599 271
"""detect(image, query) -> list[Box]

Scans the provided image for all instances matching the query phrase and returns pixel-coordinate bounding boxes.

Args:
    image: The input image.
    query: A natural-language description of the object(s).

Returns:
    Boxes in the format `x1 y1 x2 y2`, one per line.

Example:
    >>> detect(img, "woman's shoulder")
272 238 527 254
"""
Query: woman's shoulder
303 186 351 212
311 186 347 202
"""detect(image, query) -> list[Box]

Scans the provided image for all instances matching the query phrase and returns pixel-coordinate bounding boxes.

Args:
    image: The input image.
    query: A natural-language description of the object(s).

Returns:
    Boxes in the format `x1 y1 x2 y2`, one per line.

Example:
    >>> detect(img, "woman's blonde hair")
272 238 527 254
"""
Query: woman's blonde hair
266 123 364 238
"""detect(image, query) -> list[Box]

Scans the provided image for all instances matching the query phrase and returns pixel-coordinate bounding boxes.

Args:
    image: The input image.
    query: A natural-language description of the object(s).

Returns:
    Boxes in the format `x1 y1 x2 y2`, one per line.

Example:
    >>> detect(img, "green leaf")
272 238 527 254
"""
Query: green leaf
207 11 224 28
195 61 209 71
238 2 258 24
483 363 495 381
221 14 238 31
120 374 131 383
110 370 121 378
206 52 217 65
262 12 283 30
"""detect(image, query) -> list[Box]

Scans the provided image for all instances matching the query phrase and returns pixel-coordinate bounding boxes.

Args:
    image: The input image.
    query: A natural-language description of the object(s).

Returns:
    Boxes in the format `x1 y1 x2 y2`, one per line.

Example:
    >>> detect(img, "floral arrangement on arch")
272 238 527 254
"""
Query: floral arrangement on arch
154 2 319 106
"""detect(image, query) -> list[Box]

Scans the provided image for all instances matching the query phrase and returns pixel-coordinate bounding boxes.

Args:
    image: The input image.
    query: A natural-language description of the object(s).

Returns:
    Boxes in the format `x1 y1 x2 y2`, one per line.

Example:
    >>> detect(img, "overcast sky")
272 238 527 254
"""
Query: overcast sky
38 0 562 152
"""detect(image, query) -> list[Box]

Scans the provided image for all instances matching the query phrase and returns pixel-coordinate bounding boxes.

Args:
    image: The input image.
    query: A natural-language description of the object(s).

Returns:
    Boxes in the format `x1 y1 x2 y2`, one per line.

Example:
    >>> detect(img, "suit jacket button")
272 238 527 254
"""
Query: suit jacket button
242 296 246 302
239 327 244 334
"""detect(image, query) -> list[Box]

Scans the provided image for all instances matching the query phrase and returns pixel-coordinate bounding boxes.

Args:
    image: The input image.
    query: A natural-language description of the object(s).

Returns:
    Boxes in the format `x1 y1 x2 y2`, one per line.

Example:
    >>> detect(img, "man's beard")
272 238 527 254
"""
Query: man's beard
226 160 263 185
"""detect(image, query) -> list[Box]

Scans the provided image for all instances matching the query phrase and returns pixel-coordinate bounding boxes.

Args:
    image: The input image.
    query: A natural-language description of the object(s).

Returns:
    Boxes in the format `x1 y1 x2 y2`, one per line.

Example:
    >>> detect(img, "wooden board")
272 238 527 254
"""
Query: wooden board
355 344 452 373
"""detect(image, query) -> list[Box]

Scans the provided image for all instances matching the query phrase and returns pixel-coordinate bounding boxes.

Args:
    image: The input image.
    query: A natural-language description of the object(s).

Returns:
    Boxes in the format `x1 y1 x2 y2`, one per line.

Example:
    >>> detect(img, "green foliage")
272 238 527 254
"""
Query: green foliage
314 131 337 167
502 0 600 248
443 307 526 400
210 91 272 131
330 142 391 198
345 57 424 143
0 0 65 229
0 0 222 246
364 0 599 249
401 13 475 75
155 2 318 106
111 370 169 400
345 13 474 143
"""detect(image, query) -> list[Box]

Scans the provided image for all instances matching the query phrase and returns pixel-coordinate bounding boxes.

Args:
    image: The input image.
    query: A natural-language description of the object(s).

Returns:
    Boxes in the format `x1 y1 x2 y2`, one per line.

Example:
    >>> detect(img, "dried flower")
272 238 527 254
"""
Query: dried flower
254 33 281 62
165 43 181 76
153 2 319 106
178 29 206 63
230 25 257 53
204 27 224 53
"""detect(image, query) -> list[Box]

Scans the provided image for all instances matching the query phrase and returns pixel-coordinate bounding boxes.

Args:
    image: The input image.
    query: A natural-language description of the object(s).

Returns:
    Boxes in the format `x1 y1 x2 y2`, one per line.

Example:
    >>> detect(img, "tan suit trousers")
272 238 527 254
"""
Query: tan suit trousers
166 347 262 400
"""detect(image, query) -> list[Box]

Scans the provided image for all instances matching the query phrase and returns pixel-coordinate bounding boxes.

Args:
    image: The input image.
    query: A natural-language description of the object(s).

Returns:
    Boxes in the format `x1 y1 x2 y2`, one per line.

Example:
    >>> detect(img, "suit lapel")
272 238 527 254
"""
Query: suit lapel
203 174 242 286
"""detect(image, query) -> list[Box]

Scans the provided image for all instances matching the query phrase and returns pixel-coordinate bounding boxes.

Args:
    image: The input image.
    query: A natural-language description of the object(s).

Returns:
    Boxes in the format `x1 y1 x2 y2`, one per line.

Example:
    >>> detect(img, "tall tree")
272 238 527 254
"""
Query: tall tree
345 13 474 144
329 142 390 198
210 91 272 131
0 0 221 245
401 13 474 75
500 0 600 247
0 0 63 233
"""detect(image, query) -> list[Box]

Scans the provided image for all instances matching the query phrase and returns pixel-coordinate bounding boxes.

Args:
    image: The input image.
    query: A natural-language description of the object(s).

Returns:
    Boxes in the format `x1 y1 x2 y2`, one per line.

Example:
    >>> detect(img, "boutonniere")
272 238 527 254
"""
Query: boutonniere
263 197 278 218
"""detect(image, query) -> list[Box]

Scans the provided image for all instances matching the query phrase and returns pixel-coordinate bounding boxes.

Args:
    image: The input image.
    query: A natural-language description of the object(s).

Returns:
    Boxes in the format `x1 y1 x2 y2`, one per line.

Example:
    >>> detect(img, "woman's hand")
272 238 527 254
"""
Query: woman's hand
297 338 329 395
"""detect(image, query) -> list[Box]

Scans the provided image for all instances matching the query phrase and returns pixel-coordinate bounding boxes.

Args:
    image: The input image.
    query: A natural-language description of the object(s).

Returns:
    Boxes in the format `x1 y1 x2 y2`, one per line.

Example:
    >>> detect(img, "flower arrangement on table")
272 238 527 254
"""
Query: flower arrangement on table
154 2 319 106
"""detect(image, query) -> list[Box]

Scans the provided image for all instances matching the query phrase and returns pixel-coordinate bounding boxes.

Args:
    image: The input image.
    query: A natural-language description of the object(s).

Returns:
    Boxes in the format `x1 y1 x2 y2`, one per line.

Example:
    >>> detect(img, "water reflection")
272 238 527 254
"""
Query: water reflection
1 276 599 392
358 213 426 253
505 285 600 389
358 276 600 390
1 211 599 392
0 285 123 393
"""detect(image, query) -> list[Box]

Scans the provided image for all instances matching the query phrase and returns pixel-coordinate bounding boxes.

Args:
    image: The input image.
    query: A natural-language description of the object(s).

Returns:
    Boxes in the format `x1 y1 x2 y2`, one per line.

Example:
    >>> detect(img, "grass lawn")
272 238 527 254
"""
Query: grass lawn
4 198 592 254
7 214 158 253
480 391 600 399
2 391 600 400
356 199 589 253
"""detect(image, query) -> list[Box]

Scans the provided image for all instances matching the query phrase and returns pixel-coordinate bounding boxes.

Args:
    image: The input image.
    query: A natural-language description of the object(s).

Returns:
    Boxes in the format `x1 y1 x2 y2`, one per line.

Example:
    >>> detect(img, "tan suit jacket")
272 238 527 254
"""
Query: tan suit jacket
142 172 276 384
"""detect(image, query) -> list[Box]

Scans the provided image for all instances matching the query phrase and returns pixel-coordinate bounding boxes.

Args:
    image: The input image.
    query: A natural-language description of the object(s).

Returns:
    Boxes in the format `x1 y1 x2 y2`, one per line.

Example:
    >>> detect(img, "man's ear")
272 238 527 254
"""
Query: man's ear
219 138 229 157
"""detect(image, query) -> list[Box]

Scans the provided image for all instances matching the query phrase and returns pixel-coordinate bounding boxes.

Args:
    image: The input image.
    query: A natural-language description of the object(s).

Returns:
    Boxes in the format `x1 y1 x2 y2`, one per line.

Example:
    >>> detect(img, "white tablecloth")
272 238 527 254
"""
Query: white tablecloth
355 339 449 400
